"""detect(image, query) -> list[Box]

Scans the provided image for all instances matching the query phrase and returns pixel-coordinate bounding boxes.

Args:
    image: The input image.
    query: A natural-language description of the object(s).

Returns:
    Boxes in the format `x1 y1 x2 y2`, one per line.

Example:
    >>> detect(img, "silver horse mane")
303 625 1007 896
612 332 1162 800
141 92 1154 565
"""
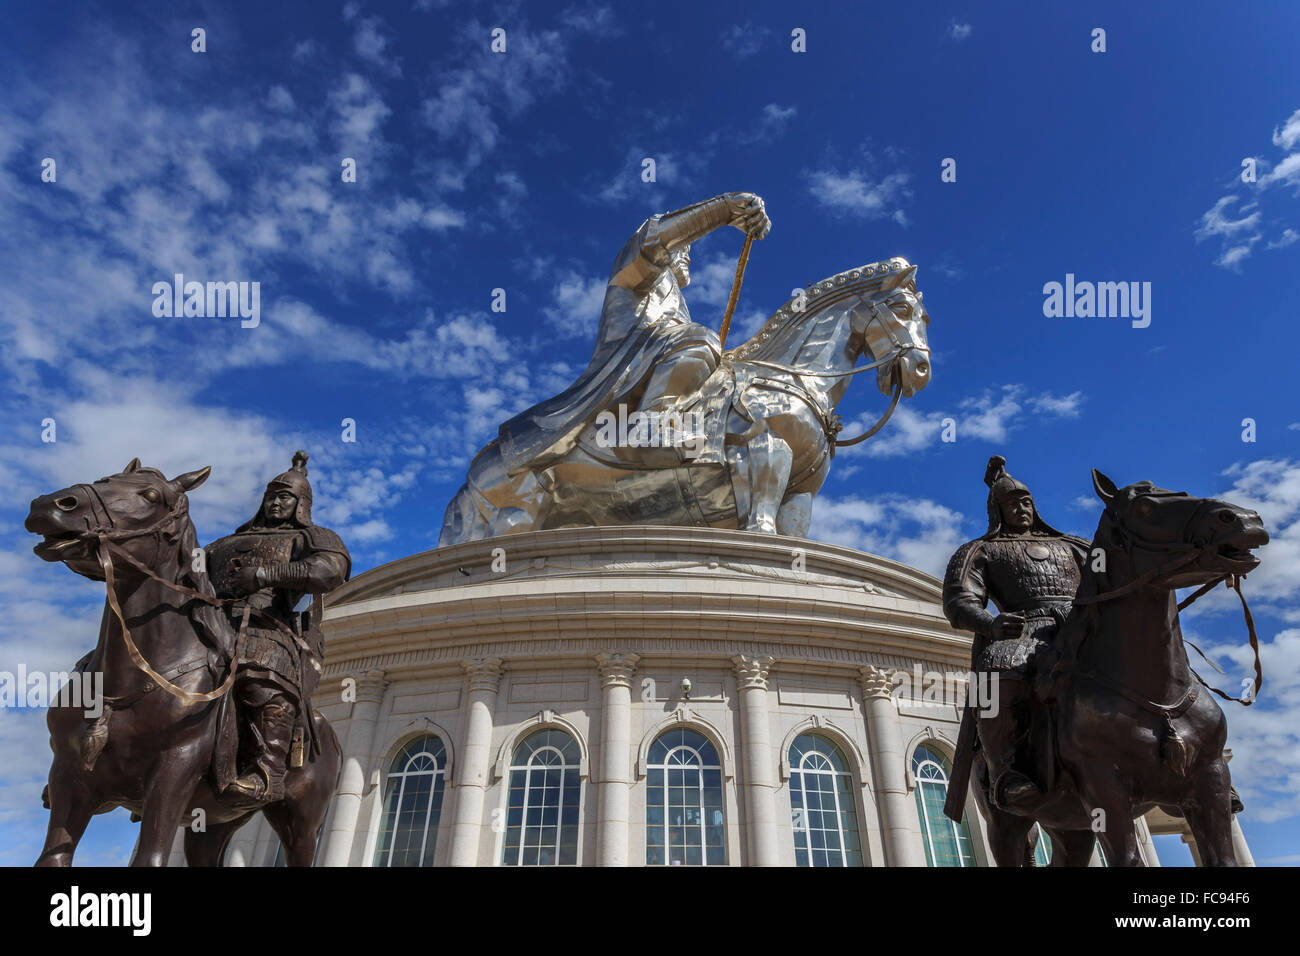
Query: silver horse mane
726 256 917 362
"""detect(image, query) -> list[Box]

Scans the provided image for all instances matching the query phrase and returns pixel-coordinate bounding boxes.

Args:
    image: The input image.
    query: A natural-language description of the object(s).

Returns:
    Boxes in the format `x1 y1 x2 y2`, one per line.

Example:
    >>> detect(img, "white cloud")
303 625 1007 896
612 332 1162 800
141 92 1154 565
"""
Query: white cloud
1197 106 1300 268
838 385 1085 460
810 494 967 578
1272 108 1300 151
947 21 973 41
544 271 608 339
353 16 399 74
807 167 912 223
721 22 771 60
1267 228 1299 249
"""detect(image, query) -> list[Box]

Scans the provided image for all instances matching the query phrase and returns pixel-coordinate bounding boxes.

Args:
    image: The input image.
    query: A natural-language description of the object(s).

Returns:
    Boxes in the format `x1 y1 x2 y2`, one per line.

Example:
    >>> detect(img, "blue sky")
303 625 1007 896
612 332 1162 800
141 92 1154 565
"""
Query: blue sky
1 0 1298 866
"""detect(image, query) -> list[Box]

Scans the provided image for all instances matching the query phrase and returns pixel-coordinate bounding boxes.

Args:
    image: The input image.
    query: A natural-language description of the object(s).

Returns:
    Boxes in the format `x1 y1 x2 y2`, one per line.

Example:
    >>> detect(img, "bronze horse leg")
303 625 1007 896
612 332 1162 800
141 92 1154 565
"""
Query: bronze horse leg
132 740 212 866
1180 757 1238 866
1078 772 1144 867
36 764 98 866
184 816 252 867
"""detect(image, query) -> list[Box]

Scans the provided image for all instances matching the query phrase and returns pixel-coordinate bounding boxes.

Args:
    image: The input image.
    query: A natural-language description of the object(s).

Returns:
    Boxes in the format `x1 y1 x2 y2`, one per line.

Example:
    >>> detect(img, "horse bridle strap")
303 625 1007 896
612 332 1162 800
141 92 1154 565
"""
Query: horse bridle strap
1078 667 1199 719
95 535 324 696
97 536 247 706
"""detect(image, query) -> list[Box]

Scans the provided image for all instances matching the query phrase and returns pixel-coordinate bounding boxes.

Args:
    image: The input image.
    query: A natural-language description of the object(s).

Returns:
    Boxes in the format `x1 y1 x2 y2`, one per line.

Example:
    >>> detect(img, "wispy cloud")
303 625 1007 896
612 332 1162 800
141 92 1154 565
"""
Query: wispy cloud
1196 106 1300 268
807 165 913 225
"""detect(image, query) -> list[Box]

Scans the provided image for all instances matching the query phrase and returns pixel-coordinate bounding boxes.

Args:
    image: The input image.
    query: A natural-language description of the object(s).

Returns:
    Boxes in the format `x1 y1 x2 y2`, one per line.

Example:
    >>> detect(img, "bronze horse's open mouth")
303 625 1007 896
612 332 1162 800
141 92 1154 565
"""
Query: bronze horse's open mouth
32 531 88 561
1214 528 1268 572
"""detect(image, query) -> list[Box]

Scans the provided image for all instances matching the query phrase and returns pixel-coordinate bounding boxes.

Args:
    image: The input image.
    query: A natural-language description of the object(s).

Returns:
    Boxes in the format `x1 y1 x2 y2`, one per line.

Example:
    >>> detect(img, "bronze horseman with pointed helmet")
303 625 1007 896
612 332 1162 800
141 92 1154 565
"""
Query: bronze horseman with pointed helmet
206 452 350 802
942 456 1089 815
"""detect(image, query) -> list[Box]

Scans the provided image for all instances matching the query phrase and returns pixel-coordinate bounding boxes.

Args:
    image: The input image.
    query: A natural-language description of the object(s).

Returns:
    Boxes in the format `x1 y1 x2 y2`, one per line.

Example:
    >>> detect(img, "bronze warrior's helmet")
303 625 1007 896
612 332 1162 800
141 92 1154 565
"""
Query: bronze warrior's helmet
239 450 315 530
981 455 1066 538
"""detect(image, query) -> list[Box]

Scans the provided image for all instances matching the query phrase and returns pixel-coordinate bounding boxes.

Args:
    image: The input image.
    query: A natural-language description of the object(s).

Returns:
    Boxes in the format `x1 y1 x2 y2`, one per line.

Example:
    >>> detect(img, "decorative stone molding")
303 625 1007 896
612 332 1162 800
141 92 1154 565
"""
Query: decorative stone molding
462 657 504 693
491 711 591 781
777 715 870 787
634 706 735 780
595 652 640 688
352 669 388 705
859 664 898 700
731 654 775 690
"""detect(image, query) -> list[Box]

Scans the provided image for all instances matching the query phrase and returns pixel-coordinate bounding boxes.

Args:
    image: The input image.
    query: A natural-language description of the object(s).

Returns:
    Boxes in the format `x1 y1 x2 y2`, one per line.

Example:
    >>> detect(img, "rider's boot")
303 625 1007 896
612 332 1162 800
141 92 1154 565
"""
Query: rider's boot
980 706 1041 814
227 698 297 803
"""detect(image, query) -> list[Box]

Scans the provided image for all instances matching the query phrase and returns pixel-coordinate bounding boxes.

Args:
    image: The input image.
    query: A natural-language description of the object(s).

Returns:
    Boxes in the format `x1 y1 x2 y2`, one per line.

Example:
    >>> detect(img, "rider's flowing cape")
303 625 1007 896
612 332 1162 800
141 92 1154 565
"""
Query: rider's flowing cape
497 217 722 477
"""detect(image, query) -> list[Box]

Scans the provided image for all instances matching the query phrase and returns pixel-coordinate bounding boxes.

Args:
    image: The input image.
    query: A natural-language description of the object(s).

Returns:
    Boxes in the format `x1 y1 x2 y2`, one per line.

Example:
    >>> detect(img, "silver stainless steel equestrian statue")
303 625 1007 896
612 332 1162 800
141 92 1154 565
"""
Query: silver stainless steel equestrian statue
439 193 932 544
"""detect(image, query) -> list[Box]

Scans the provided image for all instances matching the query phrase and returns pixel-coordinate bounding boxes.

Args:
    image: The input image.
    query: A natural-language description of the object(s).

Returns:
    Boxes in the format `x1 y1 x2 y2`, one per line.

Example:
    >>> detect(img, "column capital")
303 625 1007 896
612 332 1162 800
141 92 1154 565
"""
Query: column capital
463 657 504 693
353 669 389 704
858 665 898 700
731 655 775 690
595 652 640 688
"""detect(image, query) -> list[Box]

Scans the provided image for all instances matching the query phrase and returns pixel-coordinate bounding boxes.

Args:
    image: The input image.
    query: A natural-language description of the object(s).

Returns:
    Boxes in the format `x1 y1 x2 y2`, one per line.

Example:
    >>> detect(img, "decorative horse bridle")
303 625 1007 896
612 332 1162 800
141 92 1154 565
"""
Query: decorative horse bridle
731 288 926 446
1071 492 1263 707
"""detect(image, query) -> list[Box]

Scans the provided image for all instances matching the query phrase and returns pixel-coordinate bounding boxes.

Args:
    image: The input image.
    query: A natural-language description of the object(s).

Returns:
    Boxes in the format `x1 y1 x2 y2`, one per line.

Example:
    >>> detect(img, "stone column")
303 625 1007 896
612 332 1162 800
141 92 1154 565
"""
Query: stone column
859 665 923 867
321 669 388 867
732 655 780 866
1230 816 1256 866
595 652 640 866
448 658 504 867
1137 816 1162 867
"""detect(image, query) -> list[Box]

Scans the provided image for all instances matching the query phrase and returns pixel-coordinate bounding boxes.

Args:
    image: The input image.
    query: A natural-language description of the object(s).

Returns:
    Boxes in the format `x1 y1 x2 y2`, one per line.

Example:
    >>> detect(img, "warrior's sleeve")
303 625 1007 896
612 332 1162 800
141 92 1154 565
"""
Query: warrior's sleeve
942 541 997 639
610 196 733 292
260 527 351 593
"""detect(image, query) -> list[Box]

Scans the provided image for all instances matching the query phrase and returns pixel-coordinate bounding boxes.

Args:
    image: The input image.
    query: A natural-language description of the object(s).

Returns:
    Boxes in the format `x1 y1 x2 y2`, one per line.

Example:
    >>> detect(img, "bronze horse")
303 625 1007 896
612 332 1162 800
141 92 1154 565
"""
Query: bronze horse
970 469 1267 866
25 460 339 866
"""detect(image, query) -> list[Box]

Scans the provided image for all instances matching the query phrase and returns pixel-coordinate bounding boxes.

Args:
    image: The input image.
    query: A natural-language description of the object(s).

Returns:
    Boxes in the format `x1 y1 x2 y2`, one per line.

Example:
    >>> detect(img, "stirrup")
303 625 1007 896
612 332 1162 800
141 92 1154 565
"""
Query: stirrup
992 769 1041 813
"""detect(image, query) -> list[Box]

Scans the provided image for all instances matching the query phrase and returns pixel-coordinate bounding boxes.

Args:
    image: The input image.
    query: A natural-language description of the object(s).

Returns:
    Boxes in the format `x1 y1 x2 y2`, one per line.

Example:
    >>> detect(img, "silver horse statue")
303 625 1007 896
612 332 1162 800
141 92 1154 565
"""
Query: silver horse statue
440 193 932 544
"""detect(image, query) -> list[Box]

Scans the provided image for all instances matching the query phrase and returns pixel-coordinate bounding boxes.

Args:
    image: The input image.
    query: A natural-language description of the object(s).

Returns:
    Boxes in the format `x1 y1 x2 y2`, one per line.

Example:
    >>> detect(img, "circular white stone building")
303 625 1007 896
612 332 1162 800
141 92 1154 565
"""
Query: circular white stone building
208 526 1201 867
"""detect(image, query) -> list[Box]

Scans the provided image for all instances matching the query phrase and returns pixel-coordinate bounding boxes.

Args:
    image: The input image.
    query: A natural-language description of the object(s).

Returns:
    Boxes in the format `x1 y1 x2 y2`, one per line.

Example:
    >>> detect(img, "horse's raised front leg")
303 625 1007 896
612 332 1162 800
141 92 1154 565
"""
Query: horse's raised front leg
1181 758 1238 866
741 430 793 534
36 766 97 867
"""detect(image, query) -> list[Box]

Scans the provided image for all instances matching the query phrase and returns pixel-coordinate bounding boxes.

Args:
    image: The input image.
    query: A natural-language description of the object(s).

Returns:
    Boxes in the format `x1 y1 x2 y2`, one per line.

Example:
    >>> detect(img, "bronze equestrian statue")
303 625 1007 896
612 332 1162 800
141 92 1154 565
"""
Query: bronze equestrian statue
943 457 1266 866
25 455 344 866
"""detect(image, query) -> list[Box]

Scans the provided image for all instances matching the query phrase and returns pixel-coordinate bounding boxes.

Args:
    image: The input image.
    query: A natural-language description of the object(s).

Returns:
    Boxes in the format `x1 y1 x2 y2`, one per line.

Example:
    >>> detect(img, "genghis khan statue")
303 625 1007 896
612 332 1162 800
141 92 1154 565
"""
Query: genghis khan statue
497 192 771 476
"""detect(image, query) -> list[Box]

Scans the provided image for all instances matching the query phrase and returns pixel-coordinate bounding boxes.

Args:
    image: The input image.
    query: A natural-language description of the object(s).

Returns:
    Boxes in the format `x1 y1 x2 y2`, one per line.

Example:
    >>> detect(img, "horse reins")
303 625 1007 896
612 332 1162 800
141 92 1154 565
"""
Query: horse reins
70 484 259 706
732 292 917 446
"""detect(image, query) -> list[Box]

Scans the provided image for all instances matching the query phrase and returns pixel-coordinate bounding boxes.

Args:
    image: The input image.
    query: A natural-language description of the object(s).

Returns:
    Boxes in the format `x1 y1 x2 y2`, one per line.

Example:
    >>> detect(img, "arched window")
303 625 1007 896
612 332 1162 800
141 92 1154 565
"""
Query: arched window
912 744 976 867
788 734 863 867
373 735 447 867
501 728 581 866
645 728 726 866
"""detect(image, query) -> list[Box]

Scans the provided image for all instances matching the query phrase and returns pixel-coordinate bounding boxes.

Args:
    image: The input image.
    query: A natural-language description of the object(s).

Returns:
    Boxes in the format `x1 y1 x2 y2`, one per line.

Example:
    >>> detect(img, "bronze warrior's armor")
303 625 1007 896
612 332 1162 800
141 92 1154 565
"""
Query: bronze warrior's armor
207 452 350 802
942 457 1088 812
